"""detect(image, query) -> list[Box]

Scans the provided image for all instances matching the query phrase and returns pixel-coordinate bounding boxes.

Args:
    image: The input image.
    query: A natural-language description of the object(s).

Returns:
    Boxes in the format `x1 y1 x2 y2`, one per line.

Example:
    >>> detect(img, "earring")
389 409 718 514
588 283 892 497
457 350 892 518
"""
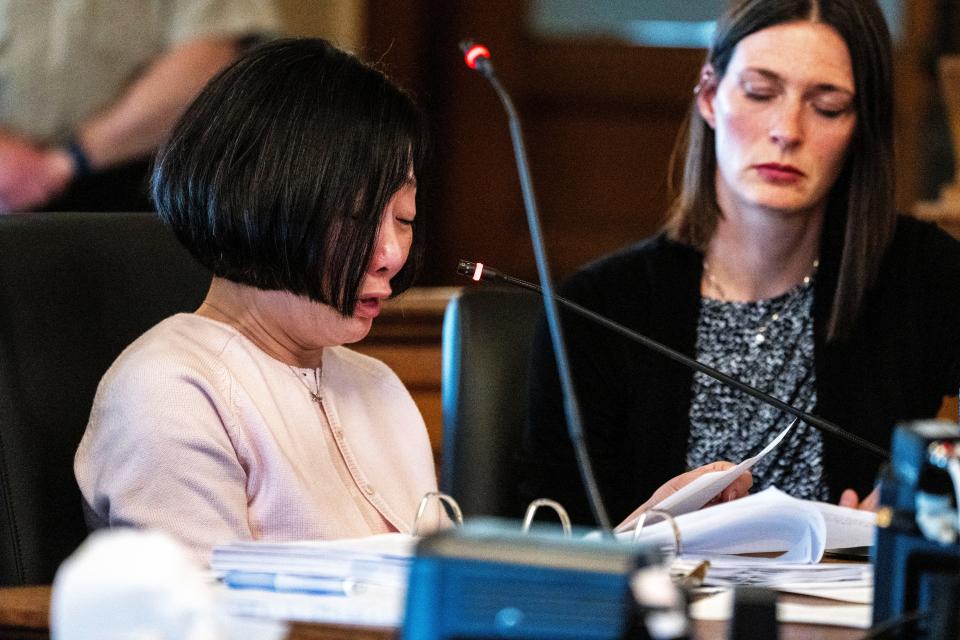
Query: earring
694 67 715 96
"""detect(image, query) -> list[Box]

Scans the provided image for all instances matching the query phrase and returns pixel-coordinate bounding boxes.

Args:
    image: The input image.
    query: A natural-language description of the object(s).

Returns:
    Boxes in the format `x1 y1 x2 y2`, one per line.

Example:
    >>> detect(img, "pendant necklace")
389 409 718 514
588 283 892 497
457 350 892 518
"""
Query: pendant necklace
702 258 819 346
289 364 323 404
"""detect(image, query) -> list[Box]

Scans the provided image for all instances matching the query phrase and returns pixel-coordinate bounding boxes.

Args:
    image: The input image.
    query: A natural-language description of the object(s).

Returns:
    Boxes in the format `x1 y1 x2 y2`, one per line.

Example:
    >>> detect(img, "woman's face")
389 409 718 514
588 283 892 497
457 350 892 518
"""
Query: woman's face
697 21 857 219
271 181 417 348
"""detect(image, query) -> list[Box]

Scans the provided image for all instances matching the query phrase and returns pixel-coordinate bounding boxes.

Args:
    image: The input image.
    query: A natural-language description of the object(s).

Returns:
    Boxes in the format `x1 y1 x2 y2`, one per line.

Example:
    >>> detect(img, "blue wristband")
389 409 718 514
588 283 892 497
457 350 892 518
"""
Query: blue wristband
66 140 92 178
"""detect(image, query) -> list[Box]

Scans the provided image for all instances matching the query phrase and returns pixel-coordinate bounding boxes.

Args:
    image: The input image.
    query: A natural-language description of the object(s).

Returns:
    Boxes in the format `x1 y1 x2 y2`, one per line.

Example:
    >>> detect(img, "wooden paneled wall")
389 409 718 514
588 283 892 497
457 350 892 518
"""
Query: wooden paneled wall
274 0 366 50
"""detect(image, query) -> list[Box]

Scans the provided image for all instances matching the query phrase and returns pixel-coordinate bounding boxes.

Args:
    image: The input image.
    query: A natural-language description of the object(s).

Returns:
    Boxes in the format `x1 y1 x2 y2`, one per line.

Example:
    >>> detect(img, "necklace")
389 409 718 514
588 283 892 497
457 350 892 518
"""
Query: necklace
702 258 819 345
289 364 323 404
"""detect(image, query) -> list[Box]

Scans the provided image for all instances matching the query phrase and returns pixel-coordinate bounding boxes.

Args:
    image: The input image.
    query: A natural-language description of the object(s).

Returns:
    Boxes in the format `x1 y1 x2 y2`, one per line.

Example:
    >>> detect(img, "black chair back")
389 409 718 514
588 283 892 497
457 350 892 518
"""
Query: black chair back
0 212 210 585
440 287 542 519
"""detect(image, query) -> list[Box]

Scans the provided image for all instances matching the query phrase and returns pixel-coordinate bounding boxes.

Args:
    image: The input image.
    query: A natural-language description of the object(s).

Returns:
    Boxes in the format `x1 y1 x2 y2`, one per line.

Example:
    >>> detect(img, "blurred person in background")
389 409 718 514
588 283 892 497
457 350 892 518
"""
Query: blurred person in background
0 0 278 213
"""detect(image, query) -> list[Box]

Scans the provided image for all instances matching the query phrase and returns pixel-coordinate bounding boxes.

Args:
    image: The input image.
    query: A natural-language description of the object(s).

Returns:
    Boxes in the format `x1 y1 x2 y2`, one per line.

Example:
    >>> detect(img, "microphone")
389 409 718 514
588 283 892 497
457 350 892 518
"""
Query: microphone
459 40 492 77
457 258 891 461
460 39 613 532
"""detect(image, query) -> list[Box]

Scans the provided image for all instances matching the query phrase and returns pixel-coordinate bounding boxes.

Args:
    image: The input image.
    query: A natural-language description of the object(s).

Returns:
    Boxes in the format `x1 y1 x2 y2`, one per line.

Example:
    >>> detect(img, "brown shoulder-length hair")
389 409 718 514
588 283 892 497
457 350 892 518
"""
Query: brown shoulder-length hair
665 0 895 340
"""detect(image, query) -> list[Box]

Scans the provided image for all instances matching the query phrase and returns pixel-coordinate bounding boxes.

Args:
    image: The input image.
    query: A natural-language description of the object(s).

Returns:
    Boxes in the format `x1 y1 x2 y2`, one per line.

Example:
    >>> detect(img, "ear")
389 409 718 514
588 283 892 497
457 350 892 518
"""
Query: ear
695 64 718 129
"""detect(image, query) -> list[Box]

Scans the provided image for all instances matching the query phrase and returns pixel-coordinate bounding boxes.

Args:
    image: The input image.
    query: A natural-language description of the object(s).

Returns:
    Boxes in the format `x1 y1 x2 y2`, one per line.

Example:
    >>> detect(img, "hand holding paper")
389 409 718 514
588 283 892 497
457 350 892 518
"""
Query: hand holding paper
616 418 796 534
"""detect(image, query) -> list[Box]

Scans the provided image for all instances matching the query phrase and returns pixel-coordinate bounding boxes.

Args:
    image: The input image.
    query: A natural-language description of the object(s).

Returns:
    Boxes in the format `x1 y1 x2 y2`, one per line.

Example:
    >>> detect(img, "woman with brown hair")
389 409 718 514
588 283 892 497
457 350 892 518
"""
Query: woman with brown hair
522 0 960 526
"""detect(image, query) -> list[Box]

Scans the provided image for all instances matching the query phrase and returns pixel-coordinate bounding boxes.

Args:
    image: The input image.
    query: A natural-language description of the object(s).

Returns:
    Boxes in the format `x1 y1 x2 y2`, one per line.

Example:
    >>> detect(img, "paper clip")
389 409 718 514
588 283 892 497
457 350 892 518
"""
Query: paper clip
413 491 463 535
631 509 682 556
521 498 572 537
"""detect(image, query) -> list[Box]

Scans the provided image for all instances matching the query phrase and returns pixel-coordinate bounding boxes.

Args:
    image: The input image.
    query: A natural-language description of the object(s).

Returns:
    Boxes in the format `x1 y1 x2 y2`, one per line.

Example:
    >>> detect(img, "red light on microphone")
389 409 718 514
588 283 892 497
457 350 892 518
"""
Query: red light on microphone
464 44 491 70
472 262 485 281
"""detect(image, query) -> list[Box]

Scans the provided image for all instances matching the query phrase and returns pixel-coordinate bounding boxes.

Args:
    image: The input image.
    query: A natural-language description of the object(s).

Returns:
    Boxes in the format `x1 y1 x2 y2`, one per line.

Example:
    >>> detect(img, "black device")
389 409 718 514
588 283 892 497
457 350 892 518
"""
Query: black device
402 521 685 640
873 420 960 639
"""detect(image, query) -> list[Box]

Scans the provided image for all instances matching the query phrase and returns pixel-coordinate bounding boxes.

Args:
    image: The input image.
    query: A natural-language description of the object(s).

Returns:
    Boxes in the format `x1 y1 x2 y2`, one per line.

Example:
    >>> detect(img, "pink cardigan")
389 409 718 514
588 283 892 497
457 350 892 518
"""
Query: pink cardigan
75 314 440 561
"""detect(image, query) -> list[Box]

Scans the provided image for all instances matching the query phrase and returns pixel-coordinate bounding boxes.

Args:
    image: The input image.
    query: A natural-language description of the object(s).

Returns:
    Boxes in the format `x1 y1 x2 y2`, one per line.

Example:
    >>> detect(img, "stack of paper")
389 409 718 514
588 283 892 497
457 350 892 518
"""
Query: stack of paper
680 555 874 629
615 420 875 563
211 533 416 627
672 556 872 590
618 487 876 562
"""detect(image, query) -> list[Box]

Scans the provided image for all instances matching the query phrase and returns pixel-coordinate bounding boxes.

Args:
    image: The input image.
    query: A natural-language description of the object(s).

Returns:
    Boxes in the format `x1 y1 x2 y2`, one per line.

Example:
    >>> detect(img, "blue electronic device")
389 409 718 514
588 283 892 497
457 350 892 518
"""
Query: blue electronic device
873 420 960 638
402 521 659 640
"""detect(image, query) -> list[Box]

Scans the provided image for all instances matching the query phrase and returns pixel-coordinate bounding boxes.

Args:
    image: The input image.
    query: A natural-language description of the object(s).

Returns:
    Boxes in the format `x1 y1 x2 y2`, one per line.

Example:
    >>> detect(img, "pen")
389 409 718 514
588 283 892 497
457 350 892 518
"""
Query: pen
223 571 355 595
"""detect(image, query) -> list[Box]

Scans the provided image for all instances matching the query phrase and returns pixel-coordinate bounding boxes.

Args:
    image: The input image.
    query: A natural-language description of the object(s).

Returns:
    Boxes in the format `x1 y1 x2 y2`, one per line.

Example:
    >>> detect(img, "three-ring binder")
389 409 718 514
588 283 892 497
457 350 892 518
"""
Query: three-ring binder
521 499 572 537
413 492 464 535
414 493 684 558
630 508 683 556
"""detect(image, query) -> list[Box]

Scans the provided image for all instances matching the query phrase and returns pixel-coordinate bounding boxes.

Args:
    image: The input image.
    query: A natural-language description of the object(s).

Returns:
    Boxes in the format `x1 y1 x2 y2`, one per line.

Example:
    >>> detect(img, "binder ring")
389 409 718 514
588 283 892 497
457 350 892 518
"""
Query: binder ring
631 508 682 556
413 491 463 535
521 499 572 537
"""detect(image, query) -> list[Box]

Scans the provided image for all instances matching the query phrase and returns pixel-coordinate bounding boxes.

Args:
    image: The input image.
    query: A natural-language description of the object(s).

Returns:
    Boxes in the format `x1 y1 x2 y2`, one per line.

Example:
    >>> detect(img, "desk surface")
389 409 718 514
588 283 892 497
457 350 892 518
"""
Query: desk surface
0 585 864 640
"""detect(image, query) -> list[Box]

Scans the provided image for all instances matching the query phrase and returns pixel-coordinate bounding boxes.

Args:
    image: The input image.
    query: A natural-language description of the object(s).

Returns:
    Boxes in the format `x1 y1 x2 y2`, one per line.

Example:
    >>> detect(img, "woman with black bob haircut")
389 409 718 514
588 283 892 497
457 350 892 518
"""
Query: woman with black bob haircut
522 0 960 527
75 38 442 561
154 37 425 314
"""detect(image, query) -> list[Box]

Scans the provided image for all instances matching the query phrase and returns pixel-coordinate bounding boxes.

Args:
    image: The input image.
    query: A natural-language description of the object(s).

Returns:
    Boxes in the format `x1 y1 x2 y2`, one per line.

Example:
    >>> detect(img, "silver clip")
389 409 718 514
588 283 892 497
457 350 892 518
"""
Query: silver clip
521 498 572 537
631 508 682 556
412 491 463 536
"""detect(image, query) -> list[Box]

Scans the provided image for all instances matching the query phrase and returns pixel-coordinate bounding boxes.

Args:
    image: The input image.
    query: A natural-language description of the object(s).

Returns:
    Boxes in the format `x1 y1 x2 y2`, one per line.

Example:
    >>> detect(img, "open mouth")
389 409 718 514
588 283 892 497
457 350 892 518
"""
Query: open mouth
355 296 383 317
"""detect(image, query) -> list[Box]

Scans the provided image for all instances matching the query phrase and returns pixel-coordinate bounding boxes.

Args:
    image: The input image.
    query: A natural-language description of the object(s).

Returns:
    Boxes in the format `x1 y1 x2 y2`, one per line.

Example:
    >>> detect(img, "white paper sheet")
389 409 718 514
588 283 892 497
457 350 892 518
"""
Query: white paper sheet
621 488 826 561
615 419 796 533
813 501 878 550
211 533 416 626
218 583 404 628
774 583 873 605
211 533 415 589
689 589 872 629
616 487 876 562
673 555 871 589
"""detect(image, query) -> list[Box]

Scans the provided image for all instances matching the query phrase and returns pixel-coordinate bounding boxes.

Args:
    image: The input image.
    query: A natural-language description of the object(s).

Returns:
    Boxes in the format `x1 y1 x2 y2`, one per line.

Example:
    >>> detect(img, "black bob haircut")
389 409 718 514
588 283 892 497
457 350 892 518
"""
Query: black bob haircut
152 38 427 315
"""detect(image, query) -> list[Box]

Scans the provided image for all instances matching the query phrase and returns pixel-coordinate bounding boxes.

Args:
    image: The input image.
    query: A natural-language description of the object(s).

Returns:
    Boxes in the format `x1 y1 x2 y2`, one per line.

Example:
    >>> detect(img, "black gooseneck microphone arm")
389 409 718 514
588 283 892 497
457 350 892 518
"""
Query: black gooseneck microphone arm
459 40 613 532
457 259 891 461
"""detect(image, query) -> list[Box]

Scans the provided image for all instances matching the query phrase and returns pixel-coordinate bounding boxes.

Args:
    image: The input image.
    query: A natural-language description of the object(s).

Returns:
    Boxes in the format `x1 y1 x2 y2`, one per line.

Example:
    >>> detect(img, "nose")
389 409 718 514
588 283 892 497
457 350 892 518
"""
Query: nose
368 221 407 278
768 99 804 151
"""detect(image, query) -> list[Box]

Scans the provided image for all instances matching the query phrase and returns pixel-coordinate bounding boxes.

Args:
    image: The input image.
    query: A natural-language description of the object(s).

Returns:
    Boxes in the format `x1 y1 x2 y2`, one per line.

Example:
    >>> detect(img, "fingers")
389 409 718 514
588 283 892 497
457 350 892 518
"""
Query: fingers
701 461 735 473
859 487 880 512
735 470 753 495
839 488 860 508
719 471 753 502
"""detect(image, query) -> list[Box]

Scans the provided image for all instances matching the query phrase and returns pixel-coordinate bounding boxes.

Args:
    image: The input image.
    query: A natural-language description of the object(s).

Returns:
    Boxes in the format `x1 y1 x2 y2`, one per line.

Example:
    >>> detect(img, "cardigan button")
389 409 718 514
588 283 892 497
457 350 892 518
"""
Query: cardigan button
364 484 375 495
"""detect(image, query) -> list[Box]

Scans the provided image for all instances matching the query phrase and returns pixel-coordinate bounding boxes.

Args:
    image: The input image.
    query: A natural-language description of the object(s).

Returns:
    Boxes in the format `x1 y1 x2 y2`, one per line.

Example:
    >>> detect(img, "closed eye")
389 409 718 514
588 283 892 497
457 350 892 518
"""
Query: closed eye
811 96 854 119
814 107 848 118
745 90 776 102
740 74 780 102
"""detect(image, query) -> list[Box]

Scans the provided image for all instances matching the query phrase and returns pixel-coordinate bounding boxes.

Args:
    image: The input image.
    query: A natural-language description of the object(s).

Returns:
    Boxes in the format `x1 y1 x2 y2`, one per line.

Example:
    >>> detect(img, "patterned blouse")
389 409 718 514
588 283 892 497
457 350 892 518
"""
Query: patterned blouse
685 279 830 500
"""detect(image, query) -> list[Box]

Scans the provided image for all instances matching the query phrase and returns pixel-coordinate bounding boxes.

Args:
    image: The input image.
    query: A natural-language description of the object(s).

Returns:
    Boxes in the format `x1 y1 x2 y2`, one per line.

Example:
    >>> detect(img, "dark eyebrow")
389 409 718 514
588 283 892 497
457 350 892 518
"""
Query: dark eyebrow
741 68 782 82
809 83 855 97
